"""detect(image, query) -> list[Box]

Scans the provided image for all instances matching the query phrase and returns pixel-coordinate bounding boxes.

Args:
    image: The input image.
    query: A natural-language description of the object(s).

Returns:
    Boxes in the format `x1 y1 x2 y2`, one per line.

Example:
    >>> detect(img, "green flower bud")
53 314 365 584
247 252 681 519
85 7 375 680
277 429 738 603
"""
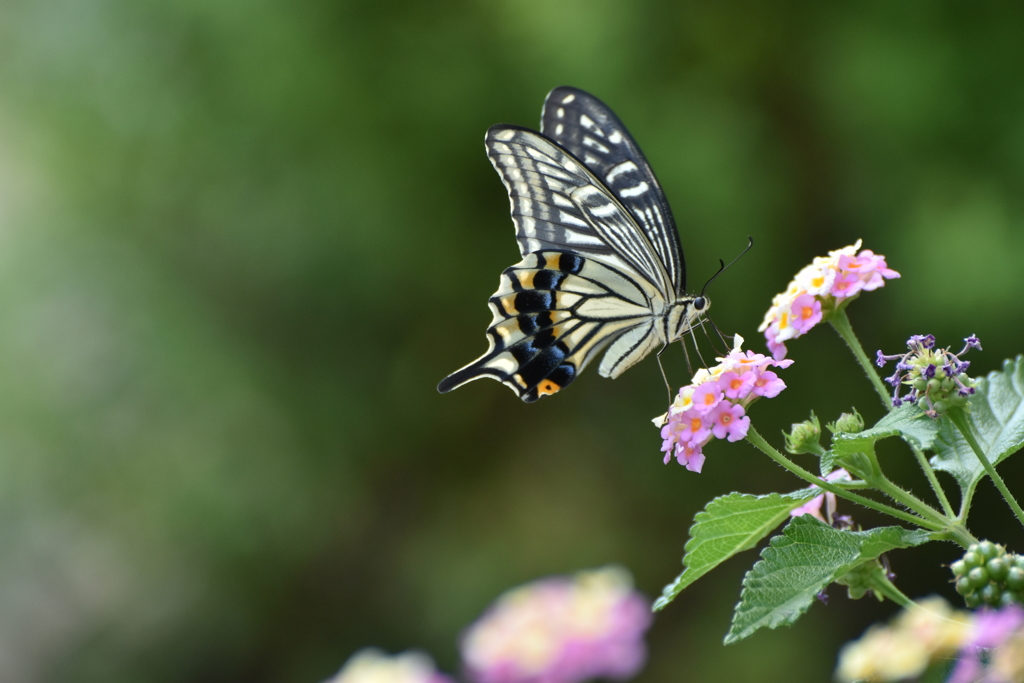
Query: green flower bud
981 583 1001 606
968 566 990 588
979 541 1001 560
965 592 983 608
829 409 865 435
1000 590 1019 608
963 551 982 568
956 576 974 595
987 557 1009 582
1007 567 1024 591
784 413 822 455
950 560 968 577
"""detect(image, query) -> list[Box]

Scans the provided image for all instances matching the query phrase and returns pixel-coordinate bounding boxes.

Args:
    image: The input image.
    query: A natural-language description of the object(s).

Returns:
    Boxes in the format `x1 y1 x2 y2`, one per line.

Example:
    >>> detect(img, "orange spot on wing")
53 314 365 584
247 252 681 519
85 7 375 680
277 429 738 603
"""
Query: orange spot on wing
537 379 561 396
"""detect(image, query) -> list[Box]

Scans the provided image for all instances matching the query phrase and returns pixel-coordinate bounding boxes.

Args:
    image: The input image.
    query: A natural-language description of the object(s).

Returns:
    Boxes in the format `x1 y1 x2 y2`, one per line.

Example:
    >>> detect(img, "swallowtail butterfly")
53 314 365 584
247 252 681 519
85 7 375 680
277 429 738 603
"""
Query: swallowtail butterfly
438 87 708 402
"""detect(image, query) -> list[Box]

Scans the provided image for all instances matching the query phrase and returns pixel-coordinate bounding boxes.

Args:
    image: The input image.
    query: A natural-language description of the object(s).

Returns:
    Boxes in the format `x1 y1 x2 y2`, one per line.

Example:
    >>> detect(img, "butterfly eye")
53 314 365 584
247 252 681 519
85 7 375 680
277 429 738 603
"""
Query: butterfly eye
693 297 706 311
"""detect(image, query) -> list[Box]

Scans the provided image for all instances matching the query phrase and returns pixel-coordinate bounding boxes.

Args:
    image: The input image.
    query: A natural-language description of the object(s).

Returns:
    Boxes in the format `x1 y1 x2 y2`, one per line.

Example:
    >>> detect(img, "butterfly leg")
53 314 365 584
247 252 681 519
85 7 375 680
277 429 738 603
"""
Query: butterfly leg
655 343 673 405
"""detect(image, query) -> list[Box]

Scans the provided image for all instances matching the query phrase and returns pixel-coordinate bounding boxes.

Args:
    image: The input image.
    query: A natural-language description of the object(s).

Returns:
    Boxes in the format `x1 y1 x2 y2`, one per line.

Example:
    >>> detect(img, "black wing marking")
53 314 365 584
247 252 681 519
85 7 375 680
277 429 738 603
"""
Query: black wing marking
437 252 660 402
485 125 673 298
541 86 687 295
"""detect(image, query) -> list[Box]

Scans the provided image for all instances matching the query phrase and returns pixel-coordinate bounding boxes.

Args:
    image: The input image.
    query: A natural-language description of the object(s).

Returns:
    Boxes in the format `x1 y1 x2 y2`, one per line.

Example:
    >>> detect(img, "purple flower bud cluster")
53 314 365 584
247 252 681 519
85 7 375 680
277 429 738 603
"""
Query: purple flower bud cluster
657 336 793 472
876 335 980 417
460 567 652 683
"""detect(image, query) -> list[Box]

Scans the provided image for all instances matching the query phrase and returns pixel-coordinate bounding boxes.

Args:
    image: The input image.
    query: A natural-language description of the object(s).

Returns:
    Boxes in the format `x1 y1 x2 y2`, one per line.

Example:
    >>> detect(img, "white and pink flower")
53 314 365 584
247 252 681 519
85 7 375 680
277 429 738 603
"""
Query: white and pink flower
759 241 900 360
656 335 792 472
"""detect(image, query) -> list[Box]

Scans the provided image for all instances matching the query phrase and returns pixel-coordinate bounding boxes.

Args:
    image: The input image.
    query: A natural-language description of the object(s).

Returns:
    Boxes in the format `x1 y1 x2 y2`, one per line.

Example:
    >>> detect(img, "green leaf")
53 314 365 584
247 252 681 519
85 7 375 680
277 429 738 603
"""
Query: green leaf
932 356 1024 498
654 490 816 611
831 404 940 457
724 517 930 644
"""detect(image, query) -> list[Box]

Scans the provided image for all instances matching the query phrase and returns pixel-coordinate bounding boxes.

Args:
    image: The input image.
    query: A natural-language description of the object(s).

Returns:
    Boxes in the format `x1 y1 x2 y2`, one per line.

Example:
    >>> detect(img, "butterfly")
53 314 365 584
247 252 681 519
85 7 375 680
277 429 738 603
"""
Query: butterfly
437 86 709 402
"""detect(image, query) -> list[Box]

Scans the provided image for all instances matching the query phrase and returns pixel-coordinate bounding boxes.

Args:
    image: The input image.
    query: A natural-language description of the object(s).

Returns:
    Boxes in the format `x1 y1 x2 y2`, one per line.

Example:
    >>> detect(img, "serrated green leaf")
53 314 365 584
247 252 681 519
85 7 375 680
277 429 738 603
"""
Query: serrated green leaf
724 517 930 644
819 450 836 477
932 356 1024 499
654 490 817 611
831 404 940 457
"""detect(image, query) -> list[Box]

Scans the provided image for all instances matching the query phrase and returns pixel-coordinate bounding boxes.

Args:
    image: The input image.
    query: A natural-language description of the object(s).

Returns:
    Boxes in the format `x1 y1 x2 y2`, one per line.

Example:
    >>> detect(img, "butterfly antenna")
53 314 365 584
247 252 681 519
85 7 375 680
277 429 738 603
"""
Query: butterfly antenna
701 236 754 298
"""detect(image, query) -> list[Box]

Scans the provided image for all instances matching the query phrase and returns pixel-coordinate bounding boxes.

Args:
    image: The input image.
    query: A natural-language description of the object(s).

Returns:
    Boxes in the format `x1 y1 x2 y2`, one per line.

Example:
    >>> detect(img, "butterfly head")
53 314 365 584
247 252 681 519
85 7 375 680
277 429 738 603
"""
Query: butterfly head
667 295 709 343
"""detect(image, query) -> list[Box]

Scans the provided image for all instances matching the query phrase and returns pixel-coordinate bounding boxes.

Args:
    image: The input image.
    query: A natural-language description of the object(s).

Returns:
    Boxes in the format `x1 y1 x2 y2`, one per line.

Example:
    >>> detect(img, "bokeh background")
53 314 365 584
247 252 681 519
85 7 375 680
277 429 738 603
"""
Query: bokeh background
2 1 1024 681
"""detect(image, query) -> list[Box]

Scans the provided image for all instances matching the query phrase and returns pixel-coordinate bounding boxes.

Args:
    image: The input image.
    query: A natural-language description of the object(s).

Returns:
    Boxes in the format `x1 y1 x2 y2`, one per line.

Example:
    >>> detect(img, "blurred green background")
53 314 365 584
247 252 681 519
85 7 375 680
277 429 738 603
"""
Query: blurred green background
2 1 1024 681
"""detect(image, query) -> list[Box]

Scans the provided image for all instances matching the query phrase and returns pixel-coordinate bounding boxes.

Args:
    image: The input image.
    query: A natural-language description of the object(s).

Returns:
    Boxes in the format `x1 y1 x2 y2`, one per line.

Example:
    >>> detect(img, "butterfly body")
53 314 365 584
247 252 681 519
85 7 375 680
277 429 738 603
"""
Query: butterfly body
439 88 708 402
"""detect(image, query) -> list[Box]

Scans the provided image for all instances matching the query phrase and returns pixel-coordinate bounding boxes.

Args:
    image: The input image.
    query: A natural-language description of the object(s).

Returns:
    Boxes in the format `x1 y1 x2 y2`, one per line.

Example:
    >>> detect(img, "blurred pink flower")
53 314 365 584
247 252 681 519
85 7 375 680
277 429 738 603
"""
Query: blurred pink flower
790 469 850 524
460 567 652 683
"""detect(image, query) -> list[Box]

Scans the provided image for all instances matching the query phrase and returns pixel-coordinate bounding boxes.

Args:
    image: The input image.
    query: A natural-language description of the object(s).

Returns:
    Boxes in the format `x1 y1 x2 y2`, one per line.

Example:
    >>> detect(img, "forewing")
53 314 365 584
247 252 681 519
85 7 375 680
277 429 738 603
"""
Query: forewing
485 125 672 296
437 251 661 402
541 86 686 294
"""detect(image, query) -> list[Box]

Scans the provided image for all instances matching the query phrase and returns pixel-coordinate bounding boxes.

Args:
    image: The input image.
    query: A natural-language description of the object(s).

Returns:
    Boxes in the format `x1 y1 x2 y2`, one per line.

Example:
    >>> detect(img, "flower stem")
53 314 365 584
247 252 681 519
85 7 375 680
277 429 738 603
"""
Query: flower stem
911 444 956 518
829 308 893 411
868 570 915 610
947 408 1024 530
745 425 944 531
830 309 957 519
867 472 949 530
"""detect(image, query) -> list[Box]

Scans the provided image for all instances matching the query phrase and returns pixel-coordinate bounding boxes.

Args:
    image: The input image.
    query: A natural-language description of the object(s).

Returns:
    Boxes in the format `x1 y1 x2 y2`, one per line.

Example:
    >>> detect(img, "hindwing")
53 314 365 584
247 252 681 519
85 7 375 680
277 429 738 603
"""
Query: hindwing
436 251 662 402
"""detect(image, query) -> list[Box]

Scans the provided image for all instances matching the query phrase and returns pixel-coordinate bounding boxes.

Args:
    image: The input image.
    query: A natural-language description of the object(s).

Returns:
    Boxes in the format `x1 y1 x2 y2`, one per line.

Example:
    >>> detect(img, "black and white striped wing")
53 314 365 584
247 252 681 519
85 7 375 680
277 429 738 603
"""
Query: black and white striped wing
437 126 672 402
484 125 673 297
541 86 687 295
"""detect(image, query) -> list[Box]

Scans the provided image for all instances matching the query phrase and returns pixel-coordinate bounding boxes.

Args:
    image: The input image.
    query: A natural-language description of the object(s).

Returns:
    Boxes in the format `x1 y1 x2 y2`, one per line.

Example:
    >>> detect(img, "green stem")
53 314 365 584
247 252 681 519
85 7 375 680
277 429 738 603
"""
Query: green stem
911 444 956 518
745 426 944 530
948 409 1024 530
830 309 957 519
869 570 916 609
829 308 893 410
868 473 949 529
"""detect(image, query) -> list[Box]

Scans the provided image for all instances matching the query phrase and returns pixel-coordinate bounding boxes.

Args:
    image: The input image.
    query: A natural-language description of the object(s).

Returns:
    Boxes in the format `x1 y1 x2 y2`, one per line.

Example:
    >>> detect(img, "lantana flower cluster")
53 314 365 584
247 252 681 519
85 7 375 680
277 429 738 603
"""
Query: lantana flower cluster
657 335 792 473
876 334 980 417
759 240 900 360
836 599 1024 683
459 566 651 683
329 650 454 683
835 597 972 682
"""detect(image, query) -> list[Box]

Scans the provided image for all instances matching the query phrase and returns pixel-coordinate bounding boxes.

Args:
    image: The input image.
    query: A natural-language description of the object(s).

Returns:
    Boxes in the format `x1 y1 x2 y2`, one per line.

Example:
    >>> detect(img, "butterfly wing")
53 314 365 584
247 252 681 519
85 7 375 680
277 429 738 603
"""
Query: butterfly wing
541 86 687 296
437 125 672 402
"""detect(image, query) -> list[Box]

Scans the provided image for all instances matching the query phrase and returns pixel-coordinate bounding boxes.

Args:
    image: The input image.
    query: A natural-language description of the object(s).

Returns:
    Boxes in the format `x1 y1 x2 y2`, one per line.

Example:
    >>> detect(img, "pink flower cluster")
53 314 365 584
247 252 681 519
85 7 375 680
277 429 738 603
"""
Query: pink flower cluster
759 240 900 360
460 567 652 683
657 336 792 473
329 650 454 683
949 605 1024 683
